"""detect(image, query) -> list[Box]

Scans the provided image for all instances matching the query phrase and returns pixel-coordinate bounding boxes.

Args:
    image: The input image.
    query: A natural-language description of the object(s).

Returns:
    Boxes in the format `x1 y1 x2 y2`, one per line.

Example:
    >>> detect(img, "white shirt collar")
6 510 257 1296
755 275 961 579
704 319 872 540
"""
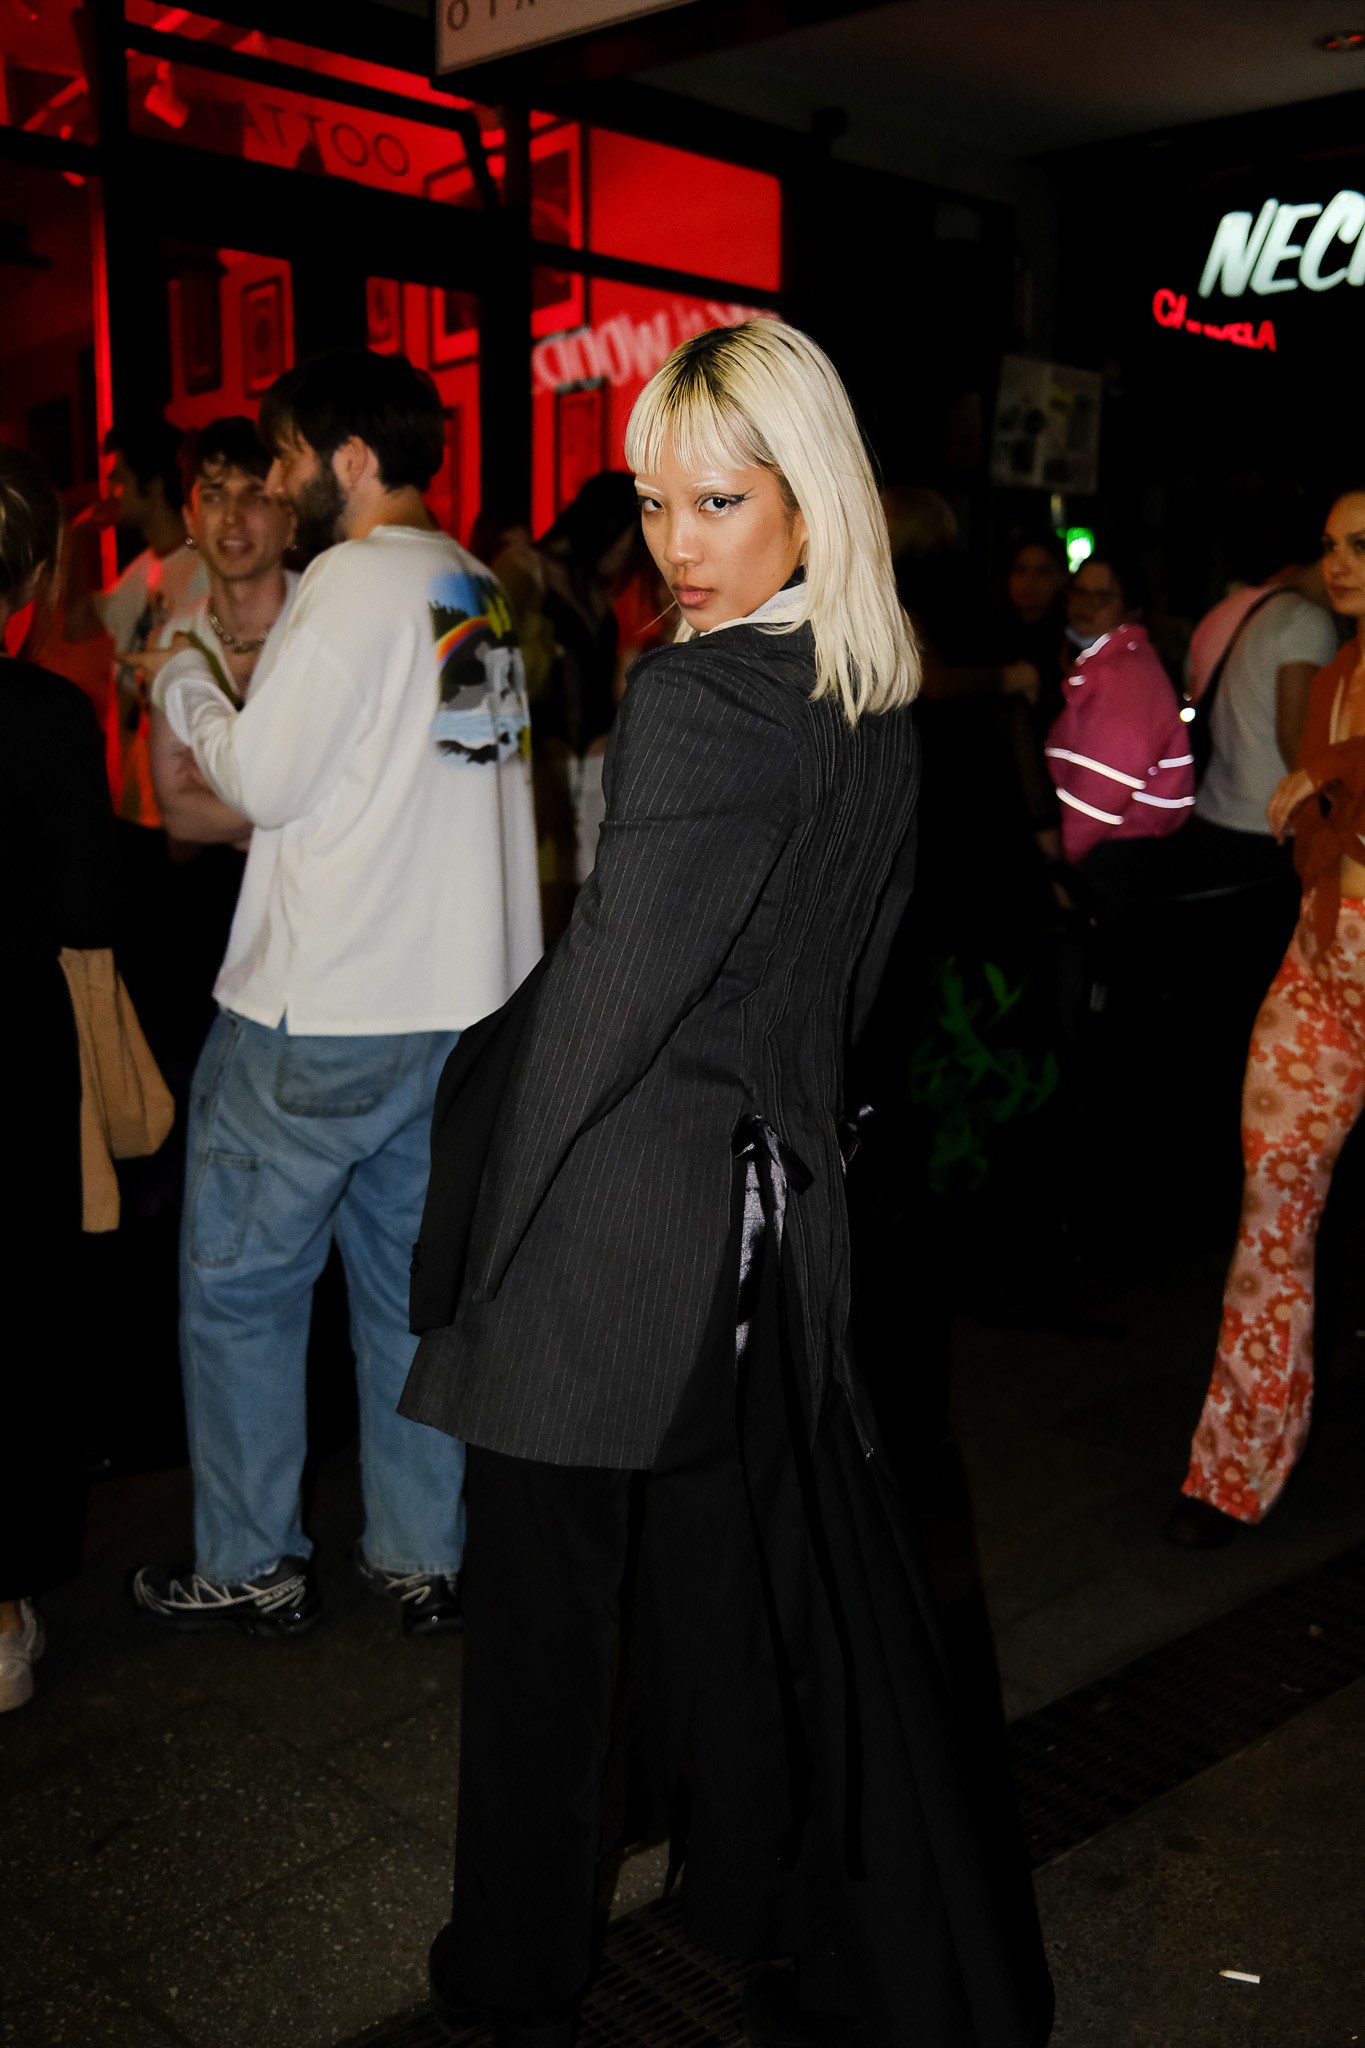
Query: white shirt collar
703 579 808 636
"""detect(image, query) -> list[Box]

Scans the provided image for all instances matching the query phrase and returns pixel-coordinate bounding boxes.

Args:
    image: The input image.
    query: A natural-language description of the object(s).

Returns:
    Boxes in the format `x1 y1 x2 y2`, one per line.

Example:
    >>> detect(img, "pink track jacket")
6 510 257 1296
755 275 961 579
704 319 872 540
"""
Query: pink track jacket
1045 624 1196 863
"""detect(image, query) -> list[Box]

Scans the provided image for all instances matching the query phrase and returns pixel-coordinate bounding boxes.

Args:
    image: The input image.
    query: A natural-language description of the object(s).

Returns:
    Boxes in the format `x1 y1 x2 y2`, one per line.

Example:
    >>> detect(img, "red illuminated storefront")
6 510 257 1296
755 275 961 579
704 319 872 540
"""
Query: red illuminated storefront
0 2 783 545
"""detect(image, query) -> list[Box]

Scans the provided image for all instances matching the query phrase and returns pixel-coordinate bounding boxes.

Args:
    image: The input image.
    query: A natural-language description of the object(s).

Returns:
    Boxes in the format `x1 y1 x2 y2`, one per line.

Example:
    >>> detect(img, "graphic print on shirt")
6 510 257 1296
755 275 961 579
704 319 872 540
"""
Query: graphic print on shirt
429 567 531 765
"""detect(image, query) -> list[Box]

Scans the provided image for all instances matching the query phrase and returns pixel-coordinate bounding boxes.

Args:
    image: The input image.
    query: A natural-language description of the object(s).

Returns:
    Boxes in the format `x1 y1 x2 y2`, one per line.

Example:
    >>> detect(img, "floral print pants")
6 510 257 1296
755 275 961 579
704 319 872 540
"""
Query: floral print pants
1183 899 1365 1522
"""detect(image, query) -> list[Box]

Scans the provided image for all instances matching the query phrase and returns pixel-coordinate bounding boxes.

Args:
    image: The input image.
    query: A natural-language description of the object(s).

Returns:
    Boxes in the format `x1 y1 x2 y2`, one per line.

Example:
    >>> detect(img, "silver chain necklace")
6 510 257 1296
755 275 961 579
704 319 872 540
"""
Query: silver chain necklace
208 608 270 655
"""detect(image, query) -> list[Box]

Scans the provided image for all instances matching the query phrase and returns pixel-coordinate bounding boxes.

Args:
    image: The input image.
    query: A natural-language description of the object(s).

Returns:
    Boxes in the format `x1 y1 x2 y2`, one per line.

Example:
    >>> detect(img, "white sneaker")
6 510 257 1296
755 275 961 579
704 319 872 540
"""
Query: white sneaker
0 1600 45 1712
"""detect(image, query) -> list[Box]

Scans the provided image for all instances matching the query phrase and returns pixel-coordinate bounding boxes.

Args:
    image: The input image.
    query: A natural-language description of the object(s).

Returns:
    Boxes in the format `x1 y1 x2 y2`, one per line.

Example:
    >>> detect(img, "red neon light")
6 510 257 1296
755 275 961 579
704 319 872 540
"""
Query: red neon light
1152 287 1276 353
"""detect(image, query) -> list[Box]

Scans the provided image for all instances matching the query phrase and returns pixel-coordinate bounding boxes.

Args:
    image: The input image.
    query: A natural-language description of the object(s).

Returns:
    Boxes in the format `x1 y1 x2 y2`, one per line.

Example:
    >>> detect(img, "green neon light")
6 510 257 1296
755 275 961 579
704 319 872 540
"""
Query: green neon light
1057 525 1095 573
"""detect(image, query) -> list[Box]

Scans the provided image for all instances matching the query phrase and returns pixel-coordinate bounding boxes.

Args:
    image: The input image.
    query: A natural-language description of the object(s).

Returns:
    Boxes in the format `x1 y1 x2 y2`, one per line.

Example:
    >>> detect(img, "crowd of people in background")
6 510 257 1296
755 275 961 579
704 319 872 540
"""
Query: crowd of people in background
2 344 1363 1747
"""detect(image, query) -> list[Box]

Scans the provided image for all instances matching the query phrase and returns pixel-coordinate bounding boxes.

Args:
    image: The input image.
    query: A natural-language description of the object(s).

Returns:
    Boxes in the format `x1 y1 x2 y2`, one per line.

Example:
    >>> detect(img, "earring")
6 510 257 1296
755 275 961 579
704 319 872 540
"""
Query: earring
185 535 195 548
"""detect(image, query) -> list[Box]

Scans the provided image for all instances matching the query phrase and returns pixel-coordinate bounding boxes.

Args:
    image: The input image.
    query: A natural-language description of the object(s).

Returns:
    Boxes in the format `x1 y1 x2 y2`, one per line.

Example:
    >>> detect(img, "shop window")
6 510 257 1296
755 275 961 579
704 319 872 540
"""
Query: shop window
587 132 781 292
0 0 97 145
0 161 110 693
0 163 103 490
161 244 295 431
368 278 480 548
531 116 584 253
126 48 499 209
531 274 772 535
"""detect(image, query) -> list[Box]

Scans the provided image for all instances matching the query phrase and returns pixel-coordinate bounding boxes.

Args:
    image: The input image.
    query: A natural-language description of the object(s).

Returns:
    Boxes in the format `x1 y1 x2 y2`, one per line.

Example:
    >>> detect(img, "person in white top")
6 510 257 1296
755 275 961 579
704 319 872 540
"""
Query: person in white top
139 414 301 847
132 353 542 1641
1186 536 1338 882
64 418 209 824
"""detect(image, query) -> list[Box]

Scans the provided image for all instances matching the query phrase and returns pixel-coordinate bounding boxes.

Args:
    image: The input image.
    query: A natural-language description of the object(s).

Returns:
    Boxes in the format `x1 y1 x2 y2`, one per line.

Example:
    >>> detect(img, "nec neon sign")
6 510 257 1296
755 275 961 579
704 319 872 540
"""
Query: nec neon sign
1198 191 1365 298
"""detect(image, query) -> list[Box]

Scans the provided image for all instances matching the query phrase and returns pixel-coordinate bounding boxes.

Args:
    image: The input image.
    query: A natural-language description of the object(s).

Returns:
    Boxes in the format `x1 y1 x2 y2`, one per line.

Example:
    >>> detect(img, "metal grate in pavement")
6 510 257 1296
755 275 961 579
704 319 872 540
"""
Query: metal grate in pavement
1009 1536 1365 1866
337 1538 1365 2047
334 1896 744 2048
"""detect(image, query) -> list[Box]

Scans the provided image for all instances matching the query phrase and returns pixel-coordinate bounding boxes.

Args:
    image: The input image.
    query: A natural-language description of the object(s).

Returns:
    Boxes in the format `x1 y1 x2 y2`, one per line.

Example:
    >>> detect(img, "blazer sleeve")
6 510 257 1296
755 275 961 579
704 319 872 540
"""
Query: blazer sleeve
471 643 799 1299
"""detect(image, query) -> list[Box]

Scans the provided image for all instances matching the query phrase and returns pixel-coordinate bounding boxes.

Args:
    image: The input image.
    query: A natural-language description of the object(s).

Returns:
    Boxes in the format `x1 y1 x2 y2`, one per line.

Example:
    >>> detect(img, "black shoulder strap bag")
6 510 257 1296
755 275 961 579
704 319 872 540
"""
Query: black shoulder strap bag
1188 587 1296 784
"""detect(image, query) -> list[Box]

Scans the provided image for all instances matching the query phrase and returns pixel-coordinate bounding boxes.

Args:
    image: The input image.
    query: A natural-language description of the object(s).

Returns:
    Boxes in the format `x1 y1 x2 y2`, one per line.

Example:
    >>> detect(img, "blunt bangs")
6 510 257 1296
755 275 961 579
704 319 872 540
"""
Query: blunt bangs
625 320 920 723
625 346 770 484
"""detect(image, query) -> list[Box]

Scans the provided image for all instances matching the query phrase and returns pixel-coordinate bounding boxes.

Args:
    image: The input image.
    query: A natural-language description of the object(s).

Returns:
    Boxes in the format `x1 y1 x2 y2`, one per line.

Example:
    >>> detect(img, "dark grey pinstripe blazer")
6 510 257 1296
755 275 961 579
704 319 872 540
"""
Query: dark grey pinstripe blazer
402 621 919 1468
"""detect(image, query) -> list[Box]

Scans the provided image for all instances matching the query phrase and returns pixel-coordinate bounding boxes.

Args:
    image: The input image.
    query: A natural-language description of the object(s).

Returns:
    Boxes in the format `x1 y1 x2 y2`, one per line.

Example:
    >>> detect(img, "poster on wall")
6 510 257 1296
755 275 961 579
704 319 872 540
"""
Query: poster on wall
429 287 479 368
175 264 224 395
366 277 403 355
241 277 287 395
990 355 1101 494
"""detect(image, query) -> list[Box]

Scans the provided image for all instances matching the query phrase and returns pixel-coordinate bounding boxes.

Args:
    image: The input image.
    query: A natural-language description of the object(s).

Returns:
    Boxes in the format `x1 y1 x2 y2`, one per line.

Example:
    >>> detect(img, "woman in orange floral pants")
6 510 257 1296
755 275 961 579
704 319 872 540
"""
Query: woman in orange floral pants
1170 485 1365 1545
1175 900 1365 1532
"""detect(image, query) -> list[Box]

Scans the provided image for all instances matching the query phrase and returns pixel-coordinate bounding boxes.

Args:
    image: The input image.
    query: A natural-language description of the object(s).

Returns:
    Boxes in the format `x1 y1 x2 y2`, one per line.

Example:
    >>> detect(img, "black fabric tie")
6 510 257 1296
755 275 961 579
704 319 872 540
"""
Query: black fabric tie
730 1114 865 1879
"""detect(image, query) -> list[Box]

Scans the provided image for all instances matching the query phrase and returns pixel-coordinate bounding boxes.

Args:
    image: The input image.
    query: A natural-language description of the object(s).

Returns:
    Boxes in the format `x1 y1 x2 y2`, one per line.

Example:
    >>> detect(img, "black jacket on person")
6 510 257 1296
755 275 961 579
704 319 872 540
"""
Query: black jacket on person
2 656 121 966
401 623 1053 2043
400 621 920 1468
2 657 122 1600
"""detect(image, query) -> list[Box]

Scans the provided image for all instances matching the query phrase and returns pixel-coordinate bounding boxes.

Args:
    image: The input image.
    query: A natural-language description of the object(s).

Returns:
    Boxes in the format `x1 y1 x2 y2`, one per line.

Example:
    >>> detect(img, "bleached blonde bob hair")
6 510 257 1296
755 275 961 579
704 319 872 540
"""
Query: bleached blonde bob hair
624 319 920 724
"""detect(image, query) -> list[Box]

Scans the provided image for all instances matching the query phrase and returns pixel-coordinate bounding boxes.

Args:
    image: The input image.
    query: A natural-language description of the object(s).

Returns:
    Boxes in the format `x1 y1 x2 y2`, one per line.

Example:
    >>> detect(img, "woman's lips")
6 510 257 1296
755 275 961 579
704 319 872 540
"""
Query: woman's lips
672 585 713 609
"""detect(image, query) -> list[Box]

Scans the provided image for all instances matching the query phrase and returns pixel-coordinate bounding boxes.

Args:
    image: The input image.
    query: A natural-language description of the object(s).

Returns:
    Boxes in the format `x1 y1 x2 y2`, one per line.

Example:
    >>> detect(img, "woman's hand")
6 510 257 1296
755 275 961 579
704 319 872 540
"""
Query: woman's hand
1267 768 1315 842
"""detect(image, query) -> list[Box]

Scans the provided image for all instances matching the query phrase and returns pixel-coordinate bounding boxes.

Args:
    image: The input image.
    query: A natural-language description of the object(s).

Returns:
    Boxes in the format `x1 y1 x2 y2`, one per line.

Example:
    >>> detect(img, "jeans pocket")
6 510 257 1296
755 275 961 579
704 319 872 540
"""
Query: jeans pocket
188 1151 261 1269
191 1011 244 1118
273 1034 405 1120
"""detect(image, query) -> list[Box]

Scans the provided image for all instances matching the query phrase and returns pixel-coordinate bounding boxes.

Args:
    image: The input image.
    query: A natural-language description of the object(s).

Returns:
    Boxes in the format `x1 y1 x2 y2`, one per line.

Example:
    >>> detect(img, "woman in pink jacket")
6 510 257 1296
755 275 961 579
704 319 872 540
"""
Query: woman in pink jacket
1044 552 1196 906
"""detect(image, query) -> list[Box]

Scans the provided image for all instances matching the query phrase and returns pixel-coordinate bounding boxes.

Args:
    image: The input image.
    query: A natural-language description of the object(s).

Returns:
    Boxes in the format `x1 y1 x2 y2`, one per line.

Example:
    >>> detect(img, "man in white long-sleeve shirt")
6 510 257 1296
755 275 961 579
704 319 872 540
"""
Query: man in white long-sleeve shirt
132 351 542 1638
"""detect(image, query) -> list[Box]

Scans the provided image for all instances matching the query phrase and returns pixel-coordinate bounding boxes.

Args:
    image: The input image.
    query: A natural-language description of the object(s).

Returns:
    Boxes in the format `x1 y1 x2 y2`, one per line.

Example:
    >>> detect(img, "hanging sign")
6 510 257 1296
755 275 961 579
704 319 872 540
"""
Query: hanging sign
436 0 690 74
1197 191 1365 299
1151 289 1277 353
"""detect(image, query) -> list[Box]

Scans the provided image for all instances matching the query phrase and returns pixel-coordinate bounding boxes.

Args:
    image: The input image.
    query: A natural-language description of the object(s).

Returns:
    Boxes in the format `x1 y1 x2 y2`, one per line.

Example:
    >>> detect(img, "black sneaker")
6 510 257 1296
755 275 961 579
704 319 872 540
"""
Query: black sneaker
356 1553 464 1637
129 1557 321 1637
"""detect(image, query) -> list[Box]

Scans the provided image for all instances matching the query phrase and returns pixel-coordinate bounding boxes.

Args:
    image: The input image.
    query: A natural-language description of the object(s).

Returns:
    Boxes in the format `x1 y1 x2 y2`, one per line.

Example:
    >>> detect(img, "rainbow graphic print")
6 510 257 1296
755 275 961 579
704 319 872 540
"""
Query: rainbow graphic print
428 564 531 766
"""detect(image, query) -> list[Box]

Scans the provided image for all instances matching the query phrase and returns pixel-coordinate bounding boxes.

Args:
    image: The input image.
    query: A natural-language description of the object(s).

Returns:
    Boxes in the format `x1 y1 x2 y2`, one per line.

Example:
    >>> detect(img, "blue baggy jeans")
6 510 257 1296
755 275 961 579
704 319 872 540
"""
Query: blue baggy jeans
181 1010 463 1585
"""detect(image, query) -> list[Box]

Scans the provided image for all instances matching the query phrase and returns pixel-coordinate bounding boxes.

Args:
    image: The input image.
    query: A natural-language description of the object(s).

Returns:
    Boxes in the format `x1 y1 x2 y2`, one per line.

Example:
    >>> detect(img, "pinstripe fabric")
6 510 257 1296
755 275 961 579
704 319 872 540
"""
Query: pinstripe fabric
402 622 919 1468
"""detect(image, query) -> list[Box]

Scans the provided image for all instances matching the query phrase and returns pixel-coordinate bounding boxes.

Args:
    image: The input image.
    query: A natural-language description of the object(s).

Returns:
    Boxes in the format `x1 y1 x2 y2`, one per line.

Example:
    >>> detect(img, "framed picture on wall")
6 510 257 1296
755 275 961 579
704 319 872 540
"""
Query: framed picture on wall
554 381 606 513
428 288 480 369
241 276 287 396
366 277 402 354
175 263 223 395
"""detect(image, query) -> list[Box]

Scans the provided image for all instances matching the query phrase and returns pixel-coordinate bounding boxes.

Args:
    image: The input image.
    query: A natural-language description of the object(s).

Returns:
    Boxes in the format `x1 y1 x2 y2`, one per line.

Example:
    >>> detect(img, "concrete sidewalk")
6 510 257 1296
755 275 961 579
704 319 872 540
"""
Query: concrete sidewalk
2 1228 1363 2047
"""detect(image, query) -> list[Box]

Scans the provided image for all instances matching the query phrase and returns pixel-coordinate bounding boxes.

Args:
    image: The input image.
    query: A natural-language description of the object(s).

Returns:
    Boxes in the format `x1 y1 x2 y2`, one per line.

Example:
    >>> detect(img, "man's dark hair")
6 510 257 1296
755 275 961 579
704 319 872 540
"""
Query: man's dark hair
180 414 271 497
258 350 446 492
103 416 185 511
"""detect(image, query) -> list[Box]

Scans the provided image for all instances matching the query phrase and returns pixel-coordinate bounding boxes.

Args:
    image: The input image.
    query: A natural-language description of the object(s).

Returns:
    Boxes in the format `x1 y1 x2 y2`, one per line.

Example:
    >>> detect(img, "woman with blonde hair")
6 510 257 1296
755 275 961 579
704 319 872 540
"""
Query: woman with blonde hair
402 321 1052 2047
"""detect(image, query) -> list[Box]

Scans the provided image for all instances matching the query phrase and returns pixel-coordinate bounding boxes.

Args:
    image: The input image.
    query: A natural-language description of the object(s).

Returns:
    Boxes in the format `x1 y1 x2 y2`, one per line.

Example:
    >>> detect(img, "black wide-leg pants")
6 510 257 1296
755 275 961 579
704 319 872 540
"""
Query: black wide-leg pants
436 1246 1051 2045
446 1443 636 2019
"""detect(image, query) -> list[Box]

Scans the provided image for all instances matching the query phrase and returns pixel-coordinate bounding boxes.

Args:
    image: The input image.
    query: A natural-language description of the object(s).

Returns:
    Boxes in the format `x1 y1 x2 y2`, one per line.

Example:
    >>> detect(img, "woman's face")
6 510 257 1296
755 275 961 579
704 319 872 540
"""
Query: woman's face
634 448 807 633
1066 559 1128 642
1008 543 1065 624
1320 493 1365 619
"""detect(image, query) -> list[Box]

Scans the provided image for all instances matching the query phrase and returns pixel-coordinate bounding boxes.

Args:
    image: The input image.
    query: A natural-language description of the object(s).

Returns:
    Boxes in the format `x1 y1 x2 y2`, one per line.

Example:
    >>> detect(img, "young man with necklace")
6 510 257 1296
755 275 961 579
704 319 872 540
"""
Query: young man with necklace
142 416 300 848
